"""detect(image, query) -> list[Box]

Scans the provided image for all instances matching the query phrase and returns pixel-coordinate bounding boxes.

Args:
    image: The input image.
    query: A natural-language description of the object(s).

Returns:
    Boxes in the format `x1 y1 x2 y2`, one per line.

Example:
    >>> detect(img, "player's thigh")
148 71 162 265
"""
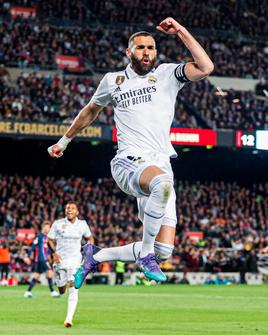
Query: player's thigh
111 155 173 197
139 165 166 194
111 155 154 197
53 265 68 288
35 261 49 274
139 156 174 194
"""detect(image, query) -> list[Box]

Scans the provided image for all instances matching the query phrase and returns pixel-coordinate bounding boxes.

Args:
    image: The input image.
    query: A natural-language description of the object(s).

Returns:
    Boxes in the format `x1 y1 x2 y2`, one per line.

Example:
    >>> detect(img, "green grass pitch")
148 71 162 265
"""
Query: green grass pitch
0 285 268 335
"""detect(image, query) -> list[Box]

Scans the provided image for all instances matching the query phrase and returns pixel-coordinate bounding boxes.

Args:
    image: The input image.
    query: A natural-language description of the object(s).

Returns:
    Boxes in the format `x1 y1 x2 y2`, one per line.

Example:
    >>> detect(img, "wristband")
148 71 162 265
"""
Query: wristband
57 135 72 150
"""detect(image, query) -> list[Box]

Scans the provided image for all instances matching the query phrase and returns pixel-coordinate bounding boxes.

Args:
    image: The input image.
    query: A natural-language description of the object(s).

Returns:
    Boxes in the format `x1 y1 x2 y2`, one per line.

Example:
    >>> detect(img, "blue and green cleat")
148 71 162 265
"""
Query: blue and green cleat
74 243 99 289
136 253 167 282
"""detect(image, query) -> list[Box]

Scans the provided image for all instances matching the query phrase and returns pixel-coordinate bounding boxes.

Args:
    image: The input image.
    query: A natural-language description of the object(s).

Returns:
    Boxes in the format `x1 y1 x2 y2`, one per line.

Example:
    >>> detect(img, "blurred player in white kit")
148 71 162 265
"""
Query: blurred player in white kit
48 17 214 285
48 201 94 327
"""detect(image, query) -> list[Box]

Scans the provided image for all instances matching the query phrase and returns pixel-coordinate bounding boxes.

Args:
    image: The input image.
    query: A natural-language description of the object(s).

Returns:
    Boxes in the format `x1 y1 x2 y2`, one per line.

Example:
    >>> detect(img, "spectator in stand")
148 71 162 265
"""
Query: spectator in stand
0 20 267 78
2 0 268 37
0 241 11 284
87 0 268 37
181 79 268 129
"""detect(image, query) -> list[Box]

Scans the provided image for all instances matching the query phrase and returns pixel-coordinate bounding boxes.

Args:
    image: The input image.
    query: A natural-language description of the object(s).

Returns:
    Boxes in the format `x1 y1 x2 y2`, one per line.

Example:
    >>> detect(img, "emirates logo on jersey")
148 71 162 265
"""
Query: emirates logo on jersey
115 76 125 85
113 85 157 108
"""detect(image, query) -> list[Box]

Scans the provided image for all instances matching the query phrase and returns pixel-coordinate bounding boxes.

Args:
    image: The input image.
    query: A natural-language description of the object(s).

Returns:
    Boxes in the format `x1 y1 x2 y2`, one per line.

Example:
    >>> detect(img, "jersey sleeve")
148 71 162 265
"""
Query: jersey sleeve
83 221 92 238
47 222 56 240
160 63 190 89
91 74 112 107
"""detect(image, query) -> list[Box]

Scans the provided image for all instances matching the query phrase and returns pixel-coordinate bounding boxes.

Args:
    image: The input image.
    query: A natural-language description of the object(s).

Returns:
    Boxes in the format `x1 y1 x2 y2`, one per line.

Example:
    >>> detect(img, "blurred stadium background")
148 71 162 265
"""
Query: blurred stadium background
0 0 268 326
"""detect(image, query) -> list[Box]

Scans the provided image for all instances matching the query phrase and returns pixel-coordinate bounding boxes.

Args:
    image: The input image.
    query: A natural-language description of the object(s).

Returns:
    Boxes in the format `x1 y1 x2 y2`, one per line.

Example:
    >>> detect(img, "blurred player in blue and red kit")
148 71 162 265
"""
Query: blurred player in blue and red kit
24 221 59 298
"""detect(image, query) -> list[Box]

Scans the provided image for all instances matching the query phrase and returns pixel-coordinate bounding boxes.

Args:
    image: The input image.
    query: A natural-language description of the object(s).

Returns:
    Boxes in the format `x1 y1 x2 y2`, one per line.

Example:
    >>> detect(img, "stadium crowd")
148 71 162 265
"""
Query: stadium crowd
87 0 268 37
1 71 267 130
0 175 266 275
0 72 113 124
181 79 268 130
0 0 90 22
1 20 267 79
1 0 267 37
0 72 197 127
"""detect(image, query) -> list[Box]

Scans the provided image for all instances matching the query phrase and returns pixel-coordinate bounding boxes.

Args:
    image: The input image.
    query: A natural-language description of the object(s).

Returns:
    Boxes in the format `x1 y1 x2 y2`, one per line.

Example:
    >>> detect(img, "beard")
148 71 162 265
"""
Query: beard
130 54 156 75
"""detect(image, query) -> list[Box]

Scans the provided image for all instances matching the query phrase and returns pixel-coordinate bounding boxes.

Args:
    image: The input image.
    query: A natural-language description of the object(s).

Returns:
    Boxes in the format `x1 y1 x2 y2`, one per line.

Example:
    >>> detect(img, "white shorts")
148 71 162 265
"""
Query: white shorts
53 264 78 287
111 153 177 227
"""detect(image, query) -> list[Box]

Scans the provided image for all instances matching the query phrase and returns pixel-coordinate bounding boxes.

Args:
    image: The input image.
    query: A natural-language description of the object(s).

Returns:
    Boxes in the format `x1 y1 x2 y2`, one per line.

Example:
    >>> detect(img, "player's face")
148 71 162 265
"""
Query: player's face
127 36 157 75
42 224 50 235
65 204 79 222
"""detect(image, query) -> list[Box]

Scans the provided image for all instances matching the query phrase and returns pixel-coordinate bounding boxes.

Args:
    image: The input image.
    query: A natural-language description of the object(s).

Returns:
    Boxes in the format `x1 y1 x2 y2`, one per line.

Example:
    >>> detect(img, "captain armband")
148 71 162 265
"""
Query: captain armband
174 64 190 83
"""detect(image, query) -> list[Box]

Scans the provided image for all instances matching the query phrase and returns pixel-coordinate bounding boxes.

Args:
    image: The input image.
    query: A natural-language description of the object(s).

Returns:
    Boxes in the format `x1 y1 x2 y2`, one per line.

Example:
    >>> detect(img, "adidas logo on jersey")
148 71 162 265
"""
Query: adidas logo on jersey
114 86 122 92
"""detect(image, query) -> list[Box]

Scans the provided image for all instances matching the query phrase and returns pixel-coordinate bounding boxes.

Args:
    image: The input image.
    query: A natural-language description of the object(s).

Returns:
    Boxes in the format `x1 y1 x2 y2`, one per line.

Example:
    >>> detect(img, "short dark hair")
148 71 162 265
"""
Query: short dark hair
42 220 51 227
66 201 79 209
128 31 155 48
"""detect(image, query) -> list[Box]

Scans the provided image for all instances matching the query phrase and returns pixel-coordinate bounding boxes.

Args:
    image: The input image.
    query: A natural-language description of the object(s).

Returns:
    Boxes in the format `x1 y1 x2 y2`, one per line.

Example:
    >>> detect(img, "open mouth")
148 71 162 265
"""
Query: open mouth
142 58 150 65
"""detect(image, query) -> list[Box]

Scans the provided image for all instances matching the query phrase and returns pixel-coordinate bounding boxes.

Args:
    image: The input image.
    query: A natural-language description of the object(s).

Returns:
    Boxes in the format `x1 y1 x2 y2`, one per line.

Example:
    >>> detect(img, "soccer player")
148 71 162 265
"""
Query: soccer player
47 201 93 327
48 17 214 284
24 221 59 298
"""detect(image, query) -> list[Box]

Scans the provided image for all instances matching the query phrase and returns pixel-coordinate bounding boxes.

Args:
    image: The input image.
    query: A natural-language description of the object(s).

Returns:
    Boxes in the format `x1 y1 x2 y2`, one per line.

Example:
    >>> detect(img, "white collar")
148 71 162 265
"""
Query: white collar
65 217 78 225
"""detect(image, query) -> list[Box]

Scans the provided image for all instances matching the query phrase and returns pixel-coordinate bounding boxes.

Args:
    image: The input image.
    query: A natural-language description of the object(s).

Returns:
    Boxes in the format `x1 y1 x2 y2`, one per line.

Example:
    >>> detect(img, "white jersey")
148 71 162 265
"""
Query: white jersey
92 63 188 158
47 217 91 267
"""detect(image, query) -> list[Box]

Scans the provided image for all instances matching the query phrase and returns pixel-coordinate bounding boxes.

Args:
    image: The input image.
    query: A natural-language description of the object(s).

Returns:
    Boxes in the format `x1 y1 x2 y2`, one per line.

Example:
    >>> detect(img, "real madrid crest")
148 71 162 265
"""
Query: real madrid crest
148 75 157 84
115 75 125 86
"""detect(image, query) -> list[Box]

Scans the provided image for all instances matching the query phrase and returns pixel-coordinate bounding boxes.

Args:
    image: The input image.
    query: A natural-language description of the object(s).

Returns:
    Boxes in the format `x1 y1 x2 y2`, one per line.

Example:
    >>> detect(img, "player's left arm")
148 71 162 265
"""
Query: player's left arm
83 221 94 244
157 17 214 81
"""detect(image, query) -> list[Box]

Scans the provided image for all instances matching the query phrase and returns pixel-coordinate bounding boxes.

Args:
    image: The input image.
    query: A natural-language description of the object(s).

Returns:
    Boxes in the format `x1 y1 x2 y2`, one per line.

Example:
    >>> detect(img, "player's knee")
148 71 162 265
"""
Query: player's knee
149 174 173 204
58 286 66 294
154 241 174 261
47 270 53 278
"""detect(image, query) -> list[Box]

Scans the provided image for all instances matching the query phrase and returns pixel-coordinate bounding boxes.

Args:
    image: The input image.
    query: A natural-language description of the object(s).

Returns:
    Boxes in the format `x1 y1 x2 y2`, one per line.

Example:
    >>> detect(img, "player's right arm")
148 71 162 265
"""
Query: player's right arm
48 238 61 264
48 73 111 158
47 221 61 264
48 101 103 158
